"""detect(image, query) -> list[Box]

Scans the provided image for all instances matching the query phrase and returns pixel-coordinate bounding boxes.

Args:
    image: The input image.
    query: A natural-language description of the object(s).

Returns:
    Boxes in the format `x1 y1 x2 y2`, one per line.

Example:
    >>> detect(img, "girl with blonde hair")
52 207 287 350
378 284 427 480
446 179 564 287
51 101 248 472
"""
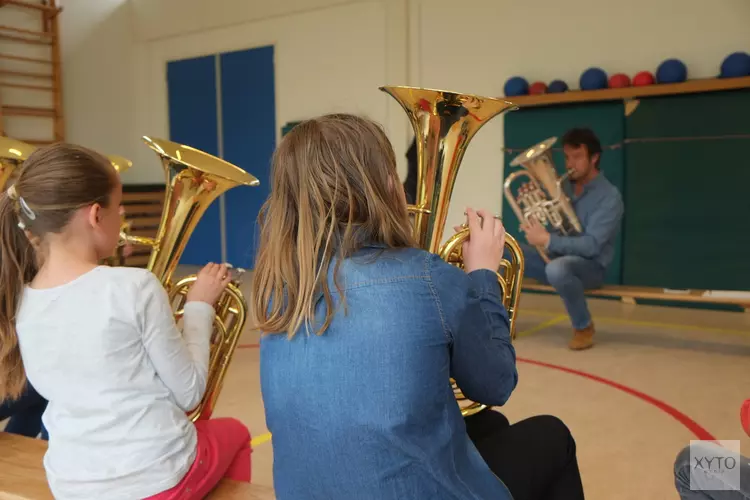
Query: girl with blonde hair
253 113 584 500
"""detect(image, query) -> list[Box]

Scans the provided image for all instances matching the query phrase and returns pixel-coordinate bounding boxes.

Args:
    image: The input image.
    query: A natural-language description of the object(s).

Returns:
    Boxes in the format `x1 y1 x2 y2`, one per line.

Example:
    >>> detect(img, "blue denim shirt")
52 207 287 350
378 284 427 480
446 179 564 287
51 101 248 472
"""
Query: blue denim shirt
547 172 624 269
260 246 518 500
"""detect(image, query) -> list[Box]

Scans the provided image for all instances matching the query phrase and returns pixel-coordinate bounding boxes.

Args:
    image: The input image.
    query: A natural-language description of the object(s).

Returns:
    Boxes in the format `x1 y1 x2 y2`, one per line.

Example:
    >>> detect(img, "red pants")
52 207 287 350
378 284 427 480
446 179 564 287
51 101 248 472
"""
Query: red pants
146 418 252 500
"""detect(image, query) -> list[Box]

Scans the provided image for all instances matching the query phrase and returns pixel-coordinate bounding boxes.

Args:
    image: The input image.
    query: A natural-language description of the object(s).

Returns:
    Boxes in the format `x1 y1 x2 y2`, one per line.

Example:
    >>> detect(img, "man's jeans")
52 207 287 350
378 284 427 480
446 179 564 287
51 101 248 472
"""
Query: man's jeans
513 243 605 330
674 442 750 499
0 382 48 440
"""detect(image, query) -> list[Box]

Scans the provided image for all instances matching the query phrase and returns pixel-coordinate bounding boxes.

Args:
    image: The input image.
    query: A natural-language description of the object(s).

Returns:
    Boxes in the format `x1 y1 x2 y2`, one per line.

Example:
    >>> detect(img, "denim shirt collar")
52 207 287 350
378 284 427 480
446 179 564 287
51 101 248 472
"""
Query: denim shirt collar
563 171 606 201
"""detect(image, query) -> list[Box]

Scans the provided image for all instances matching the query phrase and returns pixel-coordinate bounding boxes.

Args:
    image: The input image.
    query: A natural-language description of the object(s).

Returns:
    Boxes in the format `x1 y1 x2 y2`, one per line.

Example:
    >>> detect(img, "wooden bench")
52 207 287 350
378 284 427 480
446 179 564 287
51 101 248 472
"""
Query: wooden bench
0 432 275 500
523 283 750 312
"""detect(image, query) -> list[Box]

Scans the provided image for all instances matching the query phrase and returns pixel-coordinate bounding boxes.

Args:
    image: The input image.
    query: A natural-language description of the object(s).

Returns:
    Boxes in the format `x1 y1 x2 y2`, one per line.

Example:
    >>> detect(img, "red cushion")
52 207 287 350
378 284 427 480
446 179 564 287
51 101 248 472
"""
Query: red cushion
741 399 750 437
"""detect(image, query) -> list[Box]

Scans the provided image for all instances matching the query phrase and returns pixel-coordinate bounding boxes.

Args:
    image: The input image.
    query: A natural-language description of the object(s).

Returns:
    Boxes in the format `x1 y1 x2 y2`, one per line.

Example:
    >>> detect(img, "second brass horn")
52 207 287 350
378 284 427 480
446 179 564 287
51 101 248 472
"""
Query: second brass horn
380 85 524 418
120 136 259 421
504 136 582 262
0 137 37 190
0 136 134 191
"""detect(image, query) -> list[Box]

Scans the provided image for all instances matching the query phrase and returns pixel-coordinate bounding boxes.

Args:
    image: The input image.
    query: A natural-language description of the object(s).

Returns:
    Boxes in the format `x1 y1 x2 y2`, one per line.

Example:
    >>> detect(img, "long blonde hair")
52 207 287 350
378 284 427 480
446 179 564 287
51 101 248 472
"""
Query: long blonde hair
0 143 118 400
250 114 415 338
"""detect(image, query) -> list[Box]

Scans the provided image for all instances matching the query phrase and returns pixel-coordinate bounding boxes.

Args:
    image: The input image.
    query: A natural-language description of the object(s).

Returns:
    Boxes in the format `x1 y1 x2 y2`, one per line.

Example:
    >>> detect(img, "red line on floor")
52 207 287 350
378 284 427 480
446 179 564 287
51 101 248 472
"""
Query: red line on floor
233 346 714 439
517 357 716 441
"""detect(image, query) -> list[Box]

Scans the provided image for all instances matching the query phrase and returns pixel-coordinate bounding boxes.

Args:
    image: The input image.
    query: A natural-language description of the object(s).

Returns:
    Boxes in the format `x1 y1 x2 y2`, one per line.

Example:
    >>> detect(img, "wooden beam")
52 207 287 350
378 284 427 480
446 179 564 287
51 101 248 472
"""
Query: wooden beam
0 69 52 80
523 283 750 307
503 76 750 108
0 433 276 500
1 105 56 117
0 32 52 46
0 0 59 15
0 81 54 91
0 24 52 38
123 193 165 204
0 53 52 65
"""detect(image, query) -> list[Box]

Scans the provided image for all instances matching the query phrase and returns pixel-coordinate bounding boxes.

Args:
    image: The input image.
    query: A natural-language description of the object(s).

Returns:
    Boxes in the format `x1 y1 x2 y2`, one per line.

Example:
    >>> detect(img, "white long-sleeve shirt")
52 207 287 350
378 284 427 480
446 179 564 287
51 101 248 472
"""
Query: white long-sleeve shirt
16 265 215 500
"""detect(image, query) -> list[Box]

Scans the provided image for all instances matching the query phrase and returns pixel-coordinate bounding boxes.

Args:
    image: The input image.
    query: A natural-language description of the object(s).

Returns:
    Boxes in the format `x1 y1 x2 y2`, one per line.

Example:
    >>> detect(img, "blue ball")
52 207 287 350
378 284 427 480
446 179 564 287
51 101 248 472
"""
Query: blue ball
720 52 750 78
656 58 688 83
504 76 529 96
548 80 569 93
579 68 608 90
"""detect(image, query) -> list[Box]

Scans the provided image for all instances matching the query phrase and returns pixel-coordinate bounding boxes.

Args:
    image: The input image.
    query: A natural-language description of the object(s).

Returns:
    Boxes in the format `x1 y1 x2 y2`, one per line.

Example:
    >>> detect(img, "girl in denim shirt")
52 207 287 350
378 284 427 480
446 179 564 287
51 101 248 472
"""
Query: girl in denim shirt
252 113 584 500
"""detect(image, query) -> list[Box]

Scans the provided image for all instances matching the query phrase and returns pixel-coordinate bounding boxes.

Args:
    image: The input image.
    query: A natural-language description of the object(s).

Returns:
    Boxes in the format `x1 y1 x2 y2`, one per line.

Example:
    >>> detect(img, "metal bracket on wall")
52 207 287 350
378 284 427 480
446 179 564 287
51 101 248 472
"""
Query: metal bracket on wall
624 99 640 117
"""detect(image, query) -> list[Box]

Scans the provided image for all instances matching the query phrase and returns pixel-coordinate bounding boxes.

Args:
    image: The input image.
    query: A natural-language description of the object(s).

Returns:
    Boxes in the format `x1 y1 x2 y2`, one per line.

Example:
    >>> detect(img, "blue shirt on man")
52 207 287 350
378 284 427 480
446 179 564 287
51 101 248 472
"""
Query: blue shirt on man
547 173 624 268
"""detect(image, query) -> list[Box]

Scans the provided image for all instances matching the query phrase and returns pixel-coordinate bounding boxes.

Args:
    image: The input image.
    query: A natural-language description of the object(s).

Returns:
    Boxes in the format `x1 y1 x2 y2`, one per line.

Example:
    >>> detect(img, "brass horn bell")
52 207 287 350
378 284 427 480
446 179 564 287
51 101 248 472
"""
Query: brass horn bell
381 86 525 418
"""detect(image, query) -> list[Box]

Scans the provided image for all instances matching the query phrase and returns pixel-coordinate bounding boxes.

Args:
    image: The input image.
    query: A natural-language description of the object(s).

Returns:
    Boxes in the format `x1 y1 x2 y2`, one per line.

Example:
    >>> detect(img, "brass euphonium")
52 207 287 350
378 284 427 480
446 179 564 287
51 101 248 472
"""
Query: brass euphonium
380 86 524 418
108 154 133 175
1 136 135 265
120 136 259 421
0 136 132 190
0 136 37 190
504 136 582 262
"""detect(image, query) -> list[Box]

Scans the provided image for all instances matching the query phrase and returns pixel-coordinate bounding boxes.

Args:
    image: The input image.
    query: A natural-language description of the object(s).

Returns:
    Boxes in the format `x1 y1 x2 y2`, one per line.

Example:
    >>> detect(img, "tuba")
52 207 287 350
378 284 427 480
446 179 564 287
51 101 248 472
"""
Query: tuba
0 136 136 266
0 136 37 190
380 86 524 418
120 136 259 421
503 136 582 262
0 136 132 190
108 154 133 175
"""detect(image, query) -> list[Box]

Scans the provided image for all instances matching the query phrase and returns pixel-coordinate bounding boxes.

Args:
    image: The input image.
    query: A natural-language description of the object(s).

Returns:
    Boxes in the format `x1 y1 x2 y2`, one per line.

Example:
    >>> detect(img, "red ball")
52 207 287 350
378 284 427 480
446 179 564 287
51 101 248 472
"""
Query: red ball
529 81 547 95
608 73 631 88
632 71 655 86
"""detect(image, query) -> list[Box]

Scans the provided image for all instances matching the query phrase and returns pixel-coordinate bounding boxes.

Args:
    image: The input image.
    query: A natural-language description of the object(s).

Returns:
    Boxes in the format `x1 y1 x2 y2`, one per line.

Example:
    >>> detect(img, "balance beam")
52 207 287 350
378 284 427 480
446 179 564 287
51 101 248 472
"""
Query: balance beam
523 283 750 311
0 432 275 500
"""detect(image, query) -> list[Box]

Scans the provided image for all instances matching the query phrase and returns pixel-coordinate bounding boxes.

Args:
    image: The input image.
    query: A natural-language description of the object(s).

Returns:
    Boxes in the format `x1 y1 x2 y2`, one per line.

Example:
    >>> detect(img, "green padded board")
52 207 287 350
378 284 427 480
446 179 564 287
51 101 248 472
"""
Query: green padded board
281 121 302 137
622 89 750 292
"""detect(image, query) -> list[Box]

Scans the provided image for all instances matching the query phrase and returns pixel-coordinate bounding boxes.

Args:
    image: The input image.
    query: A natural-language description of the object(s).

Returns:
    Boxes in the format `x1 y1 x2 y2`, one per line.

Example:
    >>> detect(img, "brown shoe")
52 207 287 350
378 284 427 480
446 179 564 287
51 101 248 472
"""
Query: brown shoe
569 323 595 350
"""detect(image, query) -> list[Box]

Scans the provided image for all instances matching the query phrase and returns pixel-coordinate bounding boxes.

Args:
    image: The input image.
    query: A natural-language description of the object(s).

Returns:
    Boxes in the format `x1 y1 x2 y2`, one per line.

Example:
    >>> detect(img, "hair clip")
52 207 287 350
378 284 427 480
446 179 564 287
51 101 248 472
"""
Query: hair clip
6 185 18 201
18 197 36 221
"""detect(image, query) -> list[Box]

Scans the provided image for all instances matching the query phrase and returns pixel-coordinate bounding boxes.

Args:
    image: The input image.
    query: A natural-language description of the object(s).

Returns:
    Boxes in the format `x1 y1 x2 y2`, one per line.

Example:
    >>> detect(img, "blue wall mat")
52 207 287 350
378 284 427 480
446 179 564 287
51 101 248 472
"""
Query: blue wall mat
220 45 276 269
166 54 223 266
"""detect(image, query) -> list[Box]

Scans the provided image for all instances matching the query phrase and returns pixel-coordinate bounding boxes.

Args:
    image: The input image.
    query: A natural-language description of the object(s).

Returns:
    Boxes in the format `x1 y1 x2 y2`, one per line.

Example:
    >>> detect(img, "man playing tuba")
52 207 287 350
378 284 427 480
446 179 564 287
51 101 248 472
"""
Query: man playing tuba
517 128 624 350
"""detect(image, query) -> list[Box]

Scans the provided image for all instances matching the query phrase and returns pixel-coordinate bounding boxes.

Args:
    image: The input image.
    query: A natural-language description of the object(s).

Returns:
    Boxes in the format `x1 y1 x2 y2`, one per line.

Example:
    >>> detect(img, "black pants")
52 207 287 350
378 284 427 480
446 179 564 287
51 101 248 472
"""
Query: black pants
0 382 48 439
465 409 585 500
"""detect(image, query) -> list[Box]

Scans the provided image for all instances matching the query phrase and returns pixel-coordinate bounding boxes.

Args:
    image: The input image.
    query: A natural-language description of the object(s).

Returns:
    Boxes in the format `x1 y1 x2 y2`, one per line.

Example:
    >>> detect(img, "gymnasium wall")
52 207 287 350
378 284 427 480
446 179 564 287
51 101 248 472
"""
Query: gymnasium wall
51 0 750 233
59 0 138 171
127 0 405 186
411 0 750 232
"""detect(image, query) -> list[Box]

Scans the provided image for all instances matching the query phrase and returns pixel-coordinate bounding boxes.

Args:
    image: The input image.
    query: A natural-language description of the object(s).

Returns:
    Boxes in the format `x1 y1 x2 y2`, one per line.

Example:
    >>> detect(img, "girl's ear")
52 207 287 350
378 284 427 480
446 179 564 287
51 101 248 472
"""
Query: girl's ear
86 203 103 228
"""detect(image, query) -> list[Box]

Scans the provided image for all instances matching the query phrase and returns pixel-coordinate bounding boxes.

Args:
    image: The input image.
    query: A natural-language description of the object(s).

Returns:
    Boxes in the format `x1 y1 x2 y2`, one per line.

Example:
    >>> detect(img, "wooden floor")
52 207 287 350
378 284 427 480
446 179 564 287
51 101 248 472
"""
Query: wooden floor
6 265 750 499
215 273 750 500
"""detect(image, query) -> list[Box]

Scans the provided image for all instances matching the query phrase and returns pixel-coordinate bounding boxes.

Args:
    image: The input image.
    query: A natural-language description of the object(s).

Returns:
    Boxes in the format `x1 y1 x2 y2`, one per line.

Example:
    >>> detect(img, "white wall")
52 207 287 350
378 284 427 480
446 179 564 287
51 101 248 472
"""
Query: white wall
410 0 750 230
58 0 139 173
47 0 750 231
128 0 405 185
